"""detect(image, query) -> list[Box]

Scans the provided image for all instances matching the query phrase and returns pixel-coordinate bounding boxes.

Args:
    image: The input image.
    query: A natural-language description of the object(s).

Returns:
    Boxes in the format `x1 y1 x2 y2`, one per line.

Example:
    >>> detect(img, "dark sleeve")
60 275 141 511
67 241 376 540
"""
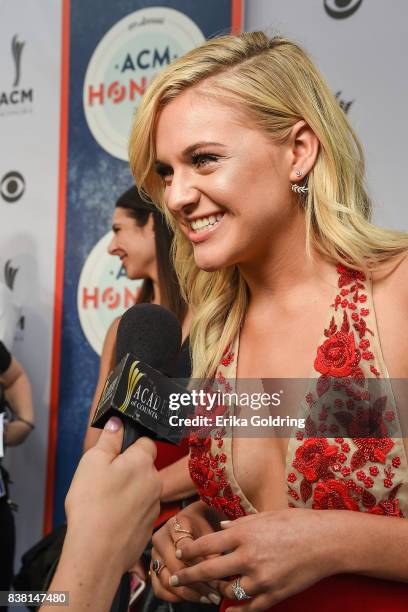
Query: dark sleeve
0 341 12 374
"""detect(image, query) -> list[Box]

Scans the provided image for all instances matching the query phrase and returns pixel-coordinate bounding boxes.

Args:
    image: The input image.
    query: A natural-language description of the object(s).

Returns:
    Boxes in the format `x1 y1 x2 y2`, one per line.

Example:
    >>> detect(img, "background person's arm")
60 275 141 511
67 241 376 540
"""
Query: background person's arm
83 317 119 452
1 355 34 446
160 455 196 502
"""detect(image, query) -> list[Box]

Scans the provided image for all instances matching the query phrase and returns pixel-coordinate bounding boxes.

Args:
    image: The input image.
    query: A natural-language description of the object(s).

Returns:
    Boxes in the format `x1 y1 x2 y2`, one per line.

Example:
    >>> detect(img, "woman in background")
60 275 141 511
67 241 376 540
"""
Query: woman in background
84 185 195 505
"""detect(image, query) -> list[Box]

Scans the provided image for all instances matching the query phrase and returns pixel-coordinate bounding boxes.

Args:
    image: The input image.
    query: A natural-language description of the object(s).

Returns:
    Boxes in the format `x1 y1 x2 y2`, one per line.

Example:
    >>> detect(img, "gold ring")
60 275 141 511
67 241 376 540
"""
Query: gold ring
173 517 193 536
174 534 194 548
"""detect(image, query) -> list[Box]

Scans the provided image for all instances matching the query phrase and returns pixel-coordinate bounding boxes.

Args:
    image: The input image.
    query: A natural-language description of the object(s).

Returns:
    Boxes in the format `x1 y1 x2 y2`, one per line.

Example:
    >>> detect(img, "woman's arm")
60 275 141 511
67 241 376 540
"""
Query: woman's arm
160 455 196 502
82 317 119 452
1 356 34 446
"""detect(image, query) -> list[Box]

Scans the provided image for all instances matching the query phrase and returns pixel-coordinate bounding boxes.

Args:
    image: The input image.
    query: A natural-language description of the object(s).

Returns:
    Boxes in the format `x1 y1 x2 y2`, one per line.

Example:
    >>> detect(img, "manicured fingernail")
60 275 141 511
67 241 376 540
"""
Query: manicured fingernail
200 596 211 604
104 417 121 431
169 575 179 586
175 549 182 559
208 593 221 604
220 520 231 527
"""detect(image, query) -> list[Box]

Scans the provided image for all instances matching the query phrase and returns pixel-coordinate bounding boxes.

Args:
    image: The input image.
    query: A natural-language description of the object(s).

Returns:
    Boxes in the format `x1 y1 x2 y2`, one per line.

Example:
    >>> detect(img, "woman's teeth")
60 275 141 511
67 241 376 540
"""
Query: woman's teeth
190 213 223 233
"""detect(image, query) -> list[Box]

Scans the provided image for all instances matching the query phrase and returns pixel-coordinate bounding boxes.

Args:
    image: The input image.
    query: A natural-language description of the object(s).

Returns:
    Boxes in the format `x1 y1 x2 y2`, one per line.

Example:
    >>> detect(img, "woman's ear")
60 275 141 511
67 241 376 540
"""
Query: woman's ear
288 120 319 183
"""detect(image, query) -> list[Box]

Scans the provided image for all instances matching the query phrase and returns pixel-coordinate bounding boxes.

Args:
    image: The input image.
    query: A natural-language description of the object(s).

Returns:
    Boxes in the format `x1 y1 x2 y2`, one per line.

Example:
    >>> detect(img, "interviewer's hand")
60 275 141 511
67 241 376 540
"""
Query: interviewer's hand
65 416 162 575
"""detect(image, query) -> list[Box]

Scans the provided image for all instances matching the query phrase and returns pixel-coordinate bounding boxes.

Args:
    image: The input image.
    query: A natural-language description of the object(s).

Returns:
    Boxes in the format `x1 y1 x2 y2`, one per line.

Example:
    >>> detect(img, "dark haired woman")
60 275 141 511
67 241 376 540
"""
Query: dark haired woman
84 186 194 500
83 187 210 609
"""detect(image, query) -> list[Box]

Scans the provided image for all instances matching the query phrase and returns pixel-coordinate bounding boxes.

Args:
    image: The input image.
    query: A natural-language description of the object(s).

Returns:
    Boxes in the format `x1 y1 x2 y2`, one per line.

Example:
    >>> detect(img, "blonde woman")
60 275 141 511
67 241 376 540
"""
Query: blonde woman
129 32 408 612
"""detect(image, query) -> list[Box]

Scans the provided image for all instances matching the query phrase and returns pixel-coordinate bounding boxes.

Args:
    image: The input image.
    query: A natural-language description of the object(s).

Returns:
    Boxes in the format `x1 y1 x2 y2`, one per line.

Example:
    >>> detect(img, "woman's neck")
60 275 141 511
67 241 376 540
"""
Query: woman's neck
151 279 161 305
239 213 336 311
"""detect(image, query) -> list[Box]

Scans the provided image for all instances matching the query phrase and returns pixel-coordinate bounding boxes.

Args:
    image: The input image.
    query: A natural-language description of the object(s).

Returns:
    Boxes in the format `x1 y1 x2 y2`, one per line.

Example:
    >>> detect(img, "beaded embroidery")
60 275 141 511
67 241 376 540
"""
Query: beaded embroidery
188 264 408 519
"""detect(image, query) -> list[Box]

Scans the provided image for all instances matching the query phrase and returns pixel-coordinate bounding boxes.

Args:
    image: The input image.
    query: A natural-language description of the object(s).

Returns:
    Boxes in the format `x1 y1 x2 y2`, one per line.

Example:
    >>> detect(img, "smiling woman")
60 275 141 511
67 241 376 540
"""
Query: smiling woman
128 31 408 612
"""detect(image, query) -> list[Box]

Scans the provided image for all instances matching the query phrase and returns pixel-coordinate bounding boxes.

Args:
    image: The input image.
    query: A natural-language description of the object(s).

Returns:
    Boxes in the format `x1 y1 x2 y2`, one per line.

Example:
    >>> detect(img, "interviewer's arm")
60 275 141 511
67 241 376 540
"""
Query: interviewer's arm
41 417 161 611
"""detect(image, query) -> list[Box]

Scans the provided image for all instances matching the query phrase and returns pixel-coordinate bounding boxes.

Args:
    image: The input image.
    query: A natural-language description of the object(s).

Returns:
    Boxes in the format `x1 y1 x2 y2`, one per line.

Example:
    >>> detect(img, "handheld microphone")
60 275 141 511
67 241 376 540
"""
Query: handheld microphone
91 303 192 450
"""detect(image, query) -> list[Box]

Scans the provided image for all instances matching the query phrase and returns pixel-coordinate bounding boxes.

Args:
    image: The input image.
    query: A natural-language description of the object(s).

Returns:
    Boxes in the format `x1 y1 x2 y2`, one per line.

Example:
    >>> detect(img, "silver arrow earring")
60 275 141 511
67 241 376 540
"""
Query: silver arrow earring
291 169 309 193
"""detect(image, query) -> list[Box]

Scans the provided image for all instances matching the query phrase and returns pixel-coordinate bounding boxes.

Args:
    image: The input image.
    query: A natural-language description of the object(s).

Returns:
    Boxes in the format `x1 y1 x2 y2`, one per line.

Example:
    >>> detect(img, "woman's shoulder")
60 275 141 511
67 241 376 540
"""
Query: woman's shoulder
371 251 408 303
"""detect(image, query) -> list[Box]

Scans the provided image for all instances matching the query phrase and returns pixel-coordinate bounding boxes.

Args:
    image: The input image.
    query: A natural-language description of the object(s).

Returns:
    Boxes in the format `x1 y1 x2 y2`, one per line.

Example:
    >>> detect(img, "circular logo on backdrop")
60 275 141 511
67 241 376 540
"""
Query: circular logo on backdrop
324 0 363 19
0 171 25 203
83 7 205 160
77 232 142 355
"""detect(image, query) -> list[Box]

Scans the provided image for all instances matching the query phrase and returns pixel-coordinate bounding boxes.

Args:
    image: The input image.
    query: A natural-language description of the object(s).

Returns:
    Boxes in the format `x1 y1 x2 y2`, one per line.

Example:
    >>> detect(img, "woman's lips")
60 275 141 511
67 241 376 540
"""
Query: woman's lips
186 213 226 244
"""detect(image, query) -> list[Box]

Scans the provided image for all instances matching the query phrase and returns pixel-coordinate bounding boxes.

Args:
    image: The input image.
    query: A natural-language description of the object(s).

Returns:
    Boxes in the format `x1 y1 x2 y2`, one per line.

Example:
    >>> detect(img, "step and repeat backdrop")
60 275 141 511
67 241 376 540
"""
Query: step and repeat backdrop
0 0 241 565
0 0 407 567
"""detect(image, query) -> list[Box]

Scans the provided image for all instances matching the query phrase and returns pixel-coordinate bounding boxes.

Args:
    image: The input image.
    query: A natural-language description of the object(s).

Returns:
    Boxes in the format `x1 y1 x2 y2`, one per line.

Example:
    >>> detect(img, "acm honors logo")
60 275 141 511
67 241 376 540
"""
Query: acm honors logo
324 0 363 19
0 34 34 115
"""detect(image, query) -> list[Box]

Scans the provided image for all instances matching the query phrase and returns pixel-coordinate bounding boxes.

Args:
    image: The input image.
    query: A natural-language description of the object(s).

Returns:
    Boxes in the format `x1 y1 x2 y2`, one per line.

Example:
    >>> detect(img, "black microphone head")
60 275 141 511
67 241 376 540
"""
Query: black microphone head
116 303 182 376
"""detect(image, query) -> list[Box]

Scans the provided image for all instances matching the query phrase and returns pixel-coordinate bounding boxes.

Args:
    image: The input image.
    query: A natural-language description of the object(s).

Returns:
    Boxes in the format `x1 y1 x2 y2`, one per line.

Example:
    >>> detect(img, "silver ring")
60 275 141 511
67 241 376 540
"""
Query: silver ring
232 577 251 601
152 559 165 576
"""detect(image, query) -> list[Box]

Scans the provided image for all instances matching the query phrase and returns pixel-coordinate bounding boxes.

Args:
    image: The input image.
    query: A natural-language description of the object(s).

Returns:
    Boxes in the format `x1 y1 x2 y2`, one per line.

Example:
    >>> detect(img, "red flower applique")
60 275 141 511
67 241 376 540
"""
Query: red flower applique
313 479 360 511
292 438 339 482
314 331 361 377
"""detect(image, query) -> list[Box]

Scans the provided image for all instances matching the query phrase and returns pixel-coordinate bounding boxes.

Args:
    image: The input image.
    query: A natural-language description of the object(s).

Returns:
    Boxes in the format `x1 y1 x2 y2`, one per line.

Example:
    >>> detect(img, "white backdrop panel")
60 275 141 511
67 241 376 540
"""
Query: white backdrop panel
0 0 62 569
245 0 407 230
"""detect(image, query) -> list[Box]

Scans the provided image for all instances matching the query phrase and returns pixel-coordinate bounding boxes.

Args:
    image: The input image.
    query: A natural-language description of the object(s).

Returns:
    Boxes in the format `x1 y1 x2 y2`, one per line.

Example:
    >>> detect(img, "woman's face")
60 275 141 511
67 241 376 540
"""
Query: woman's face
108 208 156 280
154 88 297 272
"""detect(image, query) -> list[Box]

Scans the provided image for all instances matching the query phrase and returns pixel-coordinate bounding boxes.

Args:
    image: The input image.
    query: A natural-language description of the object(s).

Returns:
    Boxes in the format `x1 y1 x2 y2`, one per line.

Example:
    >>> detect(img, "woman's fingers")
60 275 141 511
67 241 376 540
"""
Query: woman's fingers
170 552 239 586
220 575 257 600
149 566 183 603
151 540 221 604
176 528 238 562
225 592 275 612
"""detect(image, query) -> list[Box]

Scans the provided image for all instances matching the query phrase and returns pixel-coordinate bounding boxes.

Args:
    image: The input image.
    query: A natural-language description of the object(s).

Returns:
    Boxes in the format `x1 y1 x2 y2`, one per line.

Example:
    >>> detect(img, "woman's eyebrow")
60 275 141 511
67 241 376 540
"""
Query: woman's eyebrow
181 141 226 156
155 141 226 166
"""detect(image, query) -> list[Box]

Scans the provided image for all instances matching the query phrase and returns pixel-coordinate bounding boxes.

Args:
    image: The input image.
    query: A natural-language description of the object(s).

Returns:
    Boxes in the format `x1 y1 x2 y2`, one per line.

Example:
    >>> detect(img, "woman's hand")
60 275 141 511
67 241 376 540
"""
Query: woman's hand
170 509 345 611
150 501 222 606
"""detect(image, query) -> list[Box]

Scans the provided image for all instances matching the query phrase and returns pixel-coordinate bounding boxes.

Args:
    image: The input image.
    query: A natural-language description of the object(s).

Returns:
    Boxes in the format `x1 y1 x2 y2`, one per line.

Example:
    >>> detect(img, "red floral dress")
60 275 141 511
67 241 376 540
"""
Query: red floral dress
188 264 408 611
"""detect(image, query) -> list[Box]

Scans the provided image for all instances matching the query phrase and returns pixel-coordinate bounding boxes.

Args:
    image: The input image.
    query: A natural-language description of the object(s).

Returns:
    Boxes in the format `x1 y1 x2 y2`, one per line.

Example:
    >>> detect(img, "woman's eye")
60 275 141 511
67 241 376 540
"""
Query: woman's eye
155 163 173 183
191 153 219 168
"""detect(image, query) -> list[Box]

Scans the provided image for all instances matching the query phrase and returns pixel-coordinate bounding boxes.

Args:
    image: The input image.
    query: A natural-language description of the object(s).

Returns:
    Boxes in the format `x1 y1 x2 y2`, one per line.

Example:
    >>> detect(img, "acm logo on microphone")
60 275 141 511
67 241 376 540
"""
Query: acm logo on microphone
324 0 363 19
0 34 34 117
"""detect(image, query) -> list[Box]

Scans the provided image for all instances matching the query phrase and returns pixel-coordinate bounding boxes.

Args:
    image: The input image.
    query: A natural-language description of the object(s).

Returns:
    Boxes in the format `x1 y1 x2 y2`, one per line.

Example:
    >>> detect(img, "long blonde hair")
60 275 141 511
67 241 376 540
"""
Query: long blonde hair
129 31 408 379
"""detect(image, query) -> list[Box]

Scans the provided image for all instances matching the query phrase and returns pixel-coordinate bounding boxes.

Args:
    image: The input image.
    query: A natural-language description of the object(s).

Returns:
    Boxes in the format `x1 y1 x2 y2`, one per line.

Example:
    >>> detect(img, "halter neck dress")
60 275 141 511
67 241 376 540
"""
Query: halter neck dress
188 264 408 611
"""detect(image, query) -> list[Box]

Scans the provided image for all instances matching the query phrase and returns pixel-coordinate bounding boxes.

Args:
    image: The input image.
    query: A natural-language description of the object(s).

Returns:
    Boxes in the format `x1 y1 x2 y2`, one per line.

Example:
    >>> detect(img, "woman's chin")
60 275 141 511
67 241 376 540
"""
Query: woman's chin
194 253 232 273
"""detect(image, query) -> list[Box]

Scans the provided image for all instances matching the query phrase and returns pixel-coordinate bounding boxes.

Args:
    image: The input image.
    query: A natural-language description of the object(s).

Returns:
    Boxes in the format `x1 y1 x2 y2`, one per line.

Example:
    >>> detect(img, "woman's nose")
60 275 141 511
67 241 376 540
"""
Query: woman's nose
165 170 200 216
107 235 117 255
